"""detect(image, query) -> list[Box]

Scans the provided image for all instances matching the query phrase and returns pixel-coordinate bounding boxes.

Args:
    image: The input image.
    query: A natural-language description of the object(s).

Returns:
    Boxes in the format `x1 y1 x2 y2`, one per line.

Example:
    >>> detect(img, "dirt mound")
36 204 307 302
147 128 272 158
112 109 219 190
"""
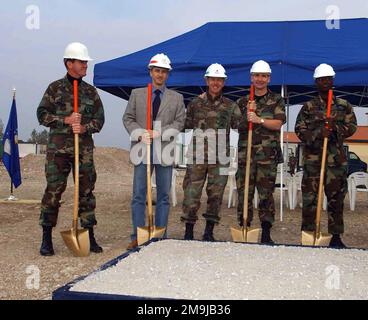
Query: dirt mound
0 147 133 200
21 154 45 177
94 147 133 175
1 147 133 178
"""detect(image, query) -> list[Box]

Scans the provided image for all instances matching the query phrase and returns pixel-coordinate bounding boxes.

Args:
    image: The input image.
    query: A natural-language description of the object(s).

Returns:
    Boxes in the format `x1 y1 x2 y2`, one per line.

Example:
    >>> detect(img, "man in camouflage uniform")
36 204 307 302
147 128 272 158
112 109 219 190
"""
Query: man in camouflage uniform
295 63 357 248
288 152 297 176
37 42 105 256
236 60 286 244
181 63 242 241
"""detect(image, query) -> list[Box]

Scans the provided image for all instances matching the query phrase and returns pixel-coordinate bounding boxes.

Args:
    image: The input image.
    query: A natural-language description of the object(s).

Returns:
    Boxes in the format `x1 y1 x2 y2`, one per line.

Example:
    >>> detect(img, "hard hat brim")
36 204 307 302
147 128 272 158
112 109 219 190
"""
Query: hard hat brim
148 65 172 71
63 56 93 61
204 75 227 79
314 74 335 79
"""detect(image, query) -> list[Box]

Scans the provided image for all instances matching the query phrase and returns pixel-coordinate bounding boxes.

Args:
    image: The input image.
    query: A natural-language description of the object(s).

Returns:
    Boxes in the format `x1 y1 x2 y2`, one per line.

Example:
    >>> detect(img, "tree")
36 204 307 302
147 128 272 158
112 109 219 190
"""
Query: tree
29 129 37 143
38 129 49 144
28 129 48 144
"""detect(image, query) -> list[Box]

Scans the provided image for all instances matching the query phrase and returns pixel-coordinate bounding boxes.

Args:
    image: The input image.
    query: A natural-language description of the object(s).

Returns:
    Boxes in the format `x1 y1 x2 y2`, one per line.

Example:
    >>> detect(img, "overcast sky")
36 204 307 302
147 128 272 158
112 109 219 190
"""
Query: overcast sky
1 0 367 150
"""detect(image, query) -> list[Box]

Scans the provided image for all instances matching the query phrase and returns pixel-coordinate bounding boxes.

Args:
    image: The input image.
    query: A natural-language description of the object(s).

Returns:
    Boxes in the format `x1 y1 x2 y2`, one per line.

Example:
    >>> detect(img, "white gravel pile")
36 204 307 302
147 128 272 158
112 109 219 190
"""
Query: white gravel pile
71 240 368 300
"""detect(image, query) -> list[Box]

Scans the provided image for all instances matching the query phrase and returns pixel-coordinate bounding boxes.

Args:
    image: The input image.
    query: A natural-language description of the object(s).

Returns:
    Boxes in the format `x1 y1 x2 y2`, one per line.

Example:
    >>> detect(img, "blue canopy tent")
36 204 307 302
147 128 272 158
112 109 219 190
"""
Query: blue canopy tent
94 18 368 106
94 18 368 220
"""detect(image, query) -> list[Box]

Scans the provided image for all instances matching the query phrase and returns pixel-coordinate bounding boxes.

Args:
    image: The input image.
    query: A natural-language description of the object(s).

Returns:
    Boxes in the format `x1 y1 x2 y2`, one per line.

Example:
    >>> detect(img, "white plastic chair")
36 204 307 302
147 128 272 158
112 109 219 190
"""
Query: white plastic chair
292 170 327 211
171 169 178 207
253 187 259 209
348 172 368 211
227 149 238 208
292 171 303 210
227 173 237 208
228 174 259 209
275 171 294 209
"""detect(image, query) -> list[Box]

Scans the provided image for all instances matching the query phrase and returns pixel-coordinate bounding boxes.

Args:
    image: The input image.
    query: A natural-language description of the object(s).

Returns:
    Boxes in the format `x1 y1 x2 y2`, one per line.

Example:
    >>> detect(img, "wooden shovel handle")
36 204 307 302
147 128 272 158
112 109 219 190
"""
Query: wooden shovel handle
146 84 153 229
147 83 152 131
242 84 255 225
248 84 254 130
73 80 79 231
315 89 333 235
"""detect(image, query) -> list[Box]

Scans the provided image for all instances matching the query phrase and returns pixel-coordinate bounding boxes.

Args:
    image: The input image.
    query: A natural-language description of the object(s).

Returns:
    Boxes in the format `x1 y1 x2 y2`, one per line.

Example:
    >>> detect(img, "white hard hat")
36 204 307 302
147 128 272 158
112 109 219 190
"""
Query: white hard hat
313 63 336 79
148 53 172 70
204 63 227 78
63 42 92 61
250 60 272 74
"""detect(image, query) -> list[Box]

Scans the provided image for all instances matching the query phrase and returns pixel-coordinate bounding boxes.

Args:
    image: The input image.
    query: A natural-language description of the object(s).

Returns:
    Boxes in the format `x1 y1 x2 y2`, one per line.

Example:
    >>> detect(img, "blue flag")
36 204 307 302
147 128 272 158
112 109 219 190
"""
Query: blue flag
2 97 22 188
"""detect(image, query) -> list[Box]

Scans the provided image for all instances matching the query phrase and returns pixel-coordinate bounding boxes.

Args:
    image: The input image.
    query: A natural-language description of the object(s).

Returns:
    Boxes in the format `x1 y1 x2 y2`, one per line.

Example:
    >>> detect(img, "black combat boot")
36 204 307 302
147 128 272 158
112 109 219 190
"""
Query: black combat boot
261 221 274 244
87 228 103 253
329 234 347 249
184 223 194 240
40 226 54 256
202 221 215 242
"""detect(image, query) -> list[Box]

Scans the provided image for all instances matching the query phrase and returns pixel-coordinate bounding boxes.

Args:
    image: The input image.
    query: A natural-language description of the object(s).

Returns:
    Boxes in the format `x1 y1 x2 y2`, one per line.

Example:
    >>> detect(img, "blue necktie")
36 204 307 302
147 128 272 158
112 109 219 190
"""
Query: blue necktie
152 89 161 121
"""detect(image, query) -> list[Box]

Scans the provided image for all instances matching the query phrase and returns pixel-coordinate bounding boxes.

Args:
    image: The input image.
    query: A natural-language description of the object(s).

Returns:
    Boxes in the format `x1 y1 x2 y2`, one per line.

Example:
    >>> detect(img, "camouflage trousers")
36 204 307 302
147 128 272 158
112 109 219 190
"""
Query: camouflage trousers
181 164 228 224
236 161 277 225
39 151 97 228
301 164 347 234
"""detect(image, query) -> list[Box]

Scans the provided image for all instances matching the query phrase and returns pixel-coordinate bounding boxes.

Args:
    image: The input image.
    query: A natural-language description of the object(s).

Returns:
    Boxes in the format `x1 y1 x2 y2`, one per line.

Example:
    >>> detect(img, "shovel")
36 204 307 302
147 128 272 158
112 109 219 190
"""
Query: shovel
301 89 333 247
137 83 166 245
231 84 261 243
60 80 90 257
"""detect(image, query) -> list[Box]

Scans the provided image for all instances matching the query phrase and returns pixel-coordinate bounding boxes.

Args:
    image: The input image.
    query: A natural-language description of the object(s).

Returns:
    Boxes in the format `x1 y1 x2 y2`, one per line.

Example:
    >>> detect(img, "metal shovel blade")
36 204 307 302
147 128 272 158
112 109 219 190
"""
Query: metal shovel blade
231 226 261 243
137 226 166 246
301 231 332 247
60 228 90 257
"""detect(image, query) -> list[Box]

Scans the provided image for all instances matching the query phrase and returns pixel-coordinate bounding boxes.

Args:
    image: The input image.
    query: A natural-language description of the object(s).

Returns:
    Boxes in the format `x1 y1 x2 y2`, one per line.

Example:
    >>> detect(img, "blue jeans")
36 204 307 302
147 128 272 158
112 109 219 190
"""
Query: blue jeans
131 163 173 240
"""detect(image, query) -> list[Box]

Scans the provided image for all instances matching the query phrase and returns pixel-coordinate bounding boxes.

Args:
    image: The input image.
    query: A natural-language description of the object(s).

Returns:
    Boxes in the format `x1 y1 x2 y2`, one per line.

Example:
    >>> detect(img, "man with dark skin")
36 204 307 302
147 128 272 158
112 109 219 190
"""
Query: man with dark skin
295 63 357 248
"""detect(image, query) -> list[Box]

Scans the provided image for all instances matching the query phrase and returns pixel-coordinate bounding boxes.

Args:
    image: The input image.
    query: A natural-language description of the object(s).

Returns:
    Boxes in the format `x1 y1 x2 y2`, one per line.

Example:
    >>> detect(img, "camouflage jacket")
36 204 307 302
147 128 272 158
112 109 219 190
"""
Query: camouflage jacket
295 95 357 166
37 75 105 153
185 93 241 164
237 90 286 164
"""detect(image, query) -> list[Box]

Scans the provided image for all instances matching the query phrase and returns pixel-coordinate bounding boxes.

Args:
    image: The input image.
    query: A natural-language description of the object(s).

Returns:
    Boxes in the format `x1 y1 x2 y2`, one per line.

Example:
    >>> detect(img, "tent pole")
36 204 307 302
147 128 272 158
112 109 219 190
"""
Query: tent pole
286 87 290 164
285 86 291 214
181 133 185 166
279 85 287 222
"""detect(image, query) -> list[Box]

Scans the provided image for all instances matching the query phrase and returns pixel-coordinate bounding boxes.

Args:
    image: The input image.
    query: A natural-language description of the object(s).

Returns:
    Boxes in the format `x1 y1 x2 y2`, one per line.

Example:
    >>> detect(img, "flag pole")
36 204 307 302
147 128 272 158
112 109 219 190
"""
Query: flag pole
7 88 17 201
10 181 14 196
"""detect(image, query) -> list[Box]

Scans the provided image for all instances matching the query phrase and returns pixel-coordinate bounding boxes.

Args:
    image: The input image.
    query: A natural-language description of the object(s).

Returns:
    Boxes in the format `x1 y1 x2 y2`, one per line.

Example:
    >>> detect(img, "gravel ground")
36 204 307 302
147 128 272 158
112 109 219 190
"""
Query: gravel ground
71 240 368 300
0 147 367 300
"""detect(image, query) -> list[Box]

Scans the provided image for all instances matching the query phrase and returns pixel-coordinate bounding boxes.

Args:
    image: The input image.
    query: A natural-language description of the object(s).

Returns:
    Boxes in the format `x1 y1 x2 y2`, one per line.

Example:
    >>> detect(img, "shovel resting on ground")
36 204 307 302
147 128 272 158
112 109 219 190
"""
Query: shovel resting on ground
301 89 333 246
231 85 261 243
60 80 90 257
137 83 166 245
